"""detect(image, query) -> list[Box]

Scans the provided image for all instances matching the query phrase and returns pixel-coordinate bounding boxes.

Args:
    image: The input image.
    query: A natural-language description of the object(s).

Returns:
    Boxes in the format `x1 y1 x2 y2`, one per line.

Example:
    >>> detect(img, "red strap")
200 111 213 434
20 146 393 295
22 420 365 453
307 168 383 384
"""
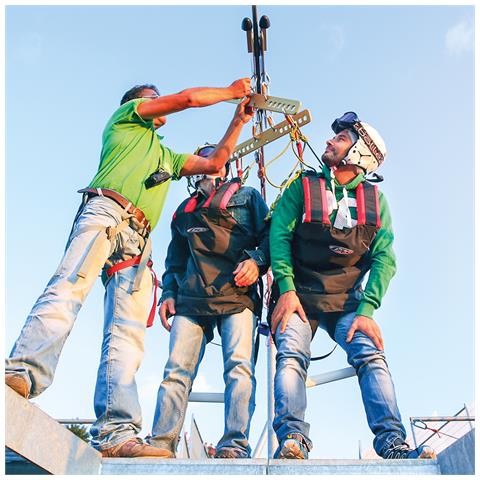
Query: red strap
373 185 381 228
106 256 144 277
356 183 366 226
302 176 312 223
319 178 331 225
219 182 241 209
147 268 158 328
184 195 199 213
201 190 216 209
106 256 157 329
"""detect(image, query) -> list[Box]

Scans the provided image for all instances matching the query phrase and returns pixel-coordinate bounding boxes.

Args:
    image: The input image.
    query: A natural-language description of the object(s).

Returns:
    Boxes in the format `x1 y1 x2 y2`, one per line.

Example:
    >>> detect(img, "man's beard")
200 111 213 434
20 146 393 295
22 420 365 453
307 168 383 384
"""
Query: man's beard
322 151 340 167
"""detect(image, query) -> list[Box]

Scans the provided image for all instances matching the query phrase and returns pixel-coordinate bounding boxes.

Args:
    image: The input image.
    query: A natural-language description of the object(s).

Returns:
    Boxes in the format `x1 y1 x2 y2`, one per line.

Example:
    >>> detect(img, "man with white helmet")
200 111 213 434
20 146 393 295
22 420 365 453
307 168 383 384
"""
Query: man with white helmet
268 112 436 460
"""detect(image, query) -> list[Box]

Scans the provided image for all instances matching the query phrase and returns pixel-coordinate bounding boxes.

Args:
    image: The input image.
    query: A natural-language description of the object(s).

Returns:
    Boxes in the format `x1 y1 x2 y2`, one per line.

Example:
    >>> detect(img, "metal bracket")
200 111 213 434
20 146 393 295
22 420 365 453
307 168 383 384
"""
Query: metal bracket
230 109 312 160
228 93 301 115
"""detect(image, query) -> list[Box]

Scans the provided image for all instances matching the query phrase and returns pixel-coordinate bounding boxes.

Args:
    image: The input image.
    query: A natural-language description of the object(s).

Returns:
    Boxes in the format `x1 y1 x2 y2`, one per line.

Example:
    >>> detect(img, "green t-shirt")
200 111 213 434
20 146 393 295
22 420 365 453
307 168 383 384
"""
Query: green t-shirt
89 98 189 230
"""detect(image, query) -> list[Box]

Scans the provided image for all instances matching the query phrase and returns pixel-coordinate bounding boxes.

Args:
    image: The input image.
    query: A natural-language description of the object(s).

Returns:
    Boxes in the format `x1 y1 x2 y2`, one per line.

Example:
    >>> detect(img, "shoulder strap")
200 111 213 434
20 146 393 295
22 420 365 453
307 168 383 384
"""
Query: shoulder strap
184 194 199 213
356 182 381 228
302 174 330 225
173 194 198 220
202 179 242 212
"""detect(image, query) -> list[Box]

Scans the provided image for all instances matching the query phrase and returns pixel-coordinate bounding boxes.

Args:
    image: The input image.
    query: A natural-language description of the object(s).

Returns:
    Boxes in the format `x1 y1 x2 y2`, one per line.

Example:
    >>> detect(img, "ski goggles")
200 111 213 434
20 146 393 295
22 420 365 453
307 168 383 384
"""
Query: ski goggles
194 143 232 176
331 111 359 134
194 144 217 158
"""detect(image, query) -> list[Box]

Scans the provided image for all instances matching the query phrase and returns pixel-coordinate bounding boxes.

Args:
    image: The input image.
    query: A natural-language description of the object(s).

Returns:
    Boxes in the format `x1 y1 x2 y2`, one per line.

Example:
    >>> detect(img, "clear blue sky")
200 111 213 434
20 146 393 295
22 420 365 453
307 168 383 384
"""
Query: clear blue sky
5 5 474 458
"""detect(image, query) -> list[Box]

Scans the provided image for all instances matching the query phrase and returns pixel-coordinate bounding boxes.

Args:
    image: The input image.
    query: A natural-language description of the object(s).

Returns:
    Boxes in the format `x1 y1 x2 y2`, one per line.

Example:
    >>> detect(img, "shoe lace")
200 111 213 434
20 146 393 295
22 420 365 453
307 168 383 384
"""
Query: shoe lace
385 443 411 459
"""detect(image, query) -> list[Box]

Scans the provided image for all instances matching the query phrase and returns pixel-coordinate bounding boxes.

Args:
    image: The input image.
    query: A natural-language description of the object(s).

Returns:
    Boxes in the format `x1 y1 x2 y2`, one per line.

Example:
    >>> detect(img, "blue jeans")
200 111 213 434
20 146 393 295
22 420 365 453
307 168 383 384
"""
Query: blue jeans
273 311 406 456
150 309 257 457
5 196 153 451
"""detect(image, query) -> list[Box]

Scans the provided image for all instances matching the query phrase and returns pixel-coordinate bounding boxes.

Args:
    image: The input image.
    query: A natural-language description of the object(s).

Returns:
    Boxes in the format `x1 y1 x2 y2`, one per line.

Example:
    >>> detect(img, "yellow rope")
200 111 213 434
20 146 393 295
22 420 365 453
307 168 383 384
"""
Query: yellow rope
266 140 292 168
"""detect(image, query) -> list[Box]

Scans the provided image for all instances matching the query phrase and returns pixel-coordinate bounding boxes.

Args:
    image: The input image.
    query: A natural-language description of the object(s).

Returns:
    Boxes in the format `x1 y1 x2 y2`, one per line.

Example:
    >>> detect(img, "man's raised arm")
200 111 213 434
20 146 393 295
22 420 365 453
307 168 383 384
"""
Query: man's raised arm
179 98 254 176
137 78 250 120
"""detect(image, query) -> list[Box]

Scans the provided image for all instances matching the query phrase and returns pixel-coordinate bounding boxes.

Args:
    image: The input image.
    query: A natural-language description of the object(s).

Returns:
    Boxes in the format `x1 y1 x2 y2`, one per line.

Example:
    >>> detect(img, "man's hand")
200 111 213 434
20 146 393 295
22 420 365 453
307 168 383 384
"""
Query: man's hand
346 315 384 350
235 97 254 125
159 298 176 332
270 290 308 335
229 78 252 99
233 259 259 287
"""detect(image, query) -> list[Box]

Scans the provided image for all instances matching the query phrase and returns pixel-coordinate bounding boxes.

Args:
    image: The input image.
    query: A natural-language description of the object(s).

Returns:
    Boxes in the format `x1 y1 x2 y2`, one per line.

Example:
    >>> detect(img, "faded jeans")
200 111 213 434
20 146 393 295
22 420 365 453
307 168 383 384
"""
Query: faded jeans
150 309 257 457
5 196 153 451
273 311 406 456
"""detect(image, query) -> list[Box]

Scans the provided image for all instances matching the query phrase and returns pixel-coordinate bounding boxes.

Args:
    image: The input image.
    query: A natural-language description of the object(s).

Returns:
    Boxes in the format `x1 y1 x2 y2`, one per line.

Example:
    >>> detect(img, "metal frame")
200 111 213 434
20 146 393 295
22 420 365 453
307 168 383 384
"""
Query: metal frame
409 405 475 449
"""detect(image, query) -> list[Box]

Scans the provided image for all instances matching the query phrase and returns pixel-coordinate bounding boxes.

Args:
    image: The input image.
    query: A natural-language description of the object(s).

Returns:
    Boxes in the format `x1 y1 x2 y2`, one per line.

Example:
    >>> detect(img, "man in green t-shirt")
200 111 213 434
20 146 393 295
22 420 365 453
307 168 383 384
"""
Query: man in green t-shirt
5 78 253 457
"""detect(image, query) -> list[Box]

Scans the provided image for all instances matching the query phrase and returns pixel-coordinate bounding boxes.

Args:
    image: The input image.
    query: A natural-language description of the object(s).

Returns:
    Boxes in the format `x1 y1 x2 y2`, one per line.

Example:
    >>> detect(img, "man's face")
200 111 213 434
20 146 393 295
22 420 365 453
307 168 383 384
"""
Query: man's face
321 129 354 167
141 88 167 129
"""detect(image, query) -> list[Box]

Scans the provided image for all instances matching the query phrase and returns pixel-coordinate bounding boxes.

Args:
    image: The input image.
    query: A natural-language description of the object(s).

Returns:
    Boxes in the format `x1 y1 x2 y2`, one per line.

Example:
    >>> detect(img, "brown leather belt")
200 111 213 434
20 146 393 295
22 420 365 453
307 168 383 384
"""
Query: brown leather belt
78 187 151 233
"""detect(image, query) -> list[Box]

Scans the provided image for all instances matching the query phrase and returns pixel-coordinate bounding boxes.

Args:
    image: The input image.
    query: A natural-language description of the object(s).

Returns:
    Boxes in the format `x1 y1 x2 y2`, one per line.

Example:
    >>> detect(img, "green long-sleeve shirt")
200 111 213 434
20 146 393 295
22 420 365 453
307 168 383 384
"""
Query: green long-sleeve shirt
270 165 396 319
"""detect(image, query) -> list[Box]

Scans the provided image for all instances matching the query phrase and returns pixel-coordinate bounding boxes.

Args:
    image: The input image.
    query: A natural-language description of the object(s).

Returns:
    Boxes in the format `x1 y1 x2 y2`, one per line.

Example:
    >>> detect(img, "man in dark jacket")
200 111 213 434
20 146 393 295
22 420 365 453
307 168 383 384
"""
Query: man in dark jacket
149 144 270 458
268 112 436 460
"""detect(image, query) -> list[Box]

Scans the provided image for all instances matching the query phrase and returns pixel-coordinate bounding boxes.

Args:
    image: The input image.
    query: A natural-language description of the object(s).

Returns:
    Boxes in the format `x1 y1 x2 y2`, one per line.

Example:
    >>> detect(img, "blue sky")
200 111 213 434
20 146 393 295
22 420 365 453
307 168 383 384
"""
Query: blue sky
5 5 474 458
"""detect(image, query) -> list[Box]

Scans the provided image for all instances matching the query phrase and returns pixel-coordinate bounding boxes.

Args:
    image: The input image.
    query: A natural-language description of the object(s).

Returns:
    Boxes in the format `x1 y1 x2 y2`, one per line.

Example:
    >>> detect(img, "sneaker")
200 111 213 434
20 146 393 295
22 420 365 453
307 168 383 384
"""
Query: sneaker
214 448 248 459
101 438 174 458
382 438 436 460
274 433 309 459
5 373 30 399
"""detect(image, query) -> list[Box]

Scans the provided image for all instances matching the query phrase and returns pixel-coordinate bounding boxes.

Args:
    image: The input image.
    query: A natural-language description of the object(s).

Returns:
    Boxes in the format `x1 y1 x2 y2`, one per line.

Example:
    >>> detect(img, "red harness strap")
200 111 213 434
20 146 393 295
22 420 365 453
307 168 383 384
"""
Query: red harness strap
106 256 158 328
302 176 312 223
356 183 366 226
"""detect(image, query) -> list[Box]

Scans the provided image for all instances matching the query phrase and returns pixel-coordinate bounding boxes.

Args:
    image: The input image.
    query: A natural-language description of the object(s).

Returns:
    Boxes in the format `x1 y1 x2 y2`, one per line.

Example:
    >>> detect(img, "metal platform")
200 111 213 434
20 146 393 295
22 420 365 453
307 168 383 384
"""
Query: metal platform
100 458 440 475
2 386 452 475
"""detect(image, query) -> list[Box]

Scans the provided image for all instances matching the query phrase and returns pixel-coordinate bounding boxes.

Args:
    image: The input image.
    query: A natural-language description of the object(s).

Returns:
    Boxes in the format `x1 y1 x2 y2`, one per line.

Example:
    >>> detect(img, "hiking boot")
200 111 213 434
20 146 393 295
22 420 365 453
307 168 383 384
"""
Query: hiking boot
274 433 309 459
382 438 436 460
101 438 174 458
214 447 248 459
5 373 30 399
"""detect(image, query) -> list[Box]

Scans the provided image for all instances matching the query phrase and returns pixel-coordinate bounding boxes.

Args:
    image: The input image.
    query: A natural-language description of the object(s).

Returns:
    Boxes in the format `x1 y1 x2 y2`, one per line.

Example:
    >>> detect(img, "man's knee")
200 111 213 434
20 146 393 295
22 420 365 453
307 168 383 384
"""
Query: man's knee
348 349 387 374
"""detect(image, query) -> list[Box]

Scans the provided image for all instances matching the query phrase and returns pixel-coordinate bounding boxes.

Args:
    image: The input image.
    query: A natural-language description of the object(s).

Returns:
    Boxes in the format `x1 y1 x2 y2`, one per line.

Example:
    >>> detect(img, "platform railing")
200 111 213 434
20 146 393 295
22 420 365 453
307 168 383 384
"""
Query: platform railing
409 404 475 450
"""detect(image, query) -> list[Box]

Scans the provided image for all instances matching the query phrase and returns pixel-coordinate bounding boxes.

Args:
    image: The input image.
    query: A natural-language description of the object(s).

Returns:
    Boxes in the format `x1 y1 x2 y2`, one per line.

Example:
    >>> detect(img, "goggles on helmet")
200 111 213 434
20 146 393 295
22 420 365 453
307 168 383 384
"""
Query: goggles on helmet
194 144 216 158
331 111 359 134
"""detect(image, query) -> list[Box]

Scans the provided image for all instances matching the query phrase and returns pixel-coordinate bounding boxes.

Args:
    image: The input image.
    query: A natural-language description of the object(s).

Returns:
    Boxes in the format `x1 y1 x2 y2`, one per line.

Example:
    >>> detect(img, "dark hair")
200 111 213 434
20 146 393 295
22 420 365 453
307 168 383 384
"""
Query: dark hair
120 84 160 105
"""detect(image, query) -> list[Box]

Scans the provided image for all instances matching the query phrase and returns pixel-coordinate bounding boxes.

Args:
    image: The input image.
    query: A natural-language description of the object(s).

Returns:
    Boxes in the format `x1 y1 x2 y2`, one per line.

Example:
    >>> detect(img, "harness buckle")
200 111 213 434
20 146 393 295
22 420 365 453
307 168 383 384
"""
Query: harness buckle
105 226 114 240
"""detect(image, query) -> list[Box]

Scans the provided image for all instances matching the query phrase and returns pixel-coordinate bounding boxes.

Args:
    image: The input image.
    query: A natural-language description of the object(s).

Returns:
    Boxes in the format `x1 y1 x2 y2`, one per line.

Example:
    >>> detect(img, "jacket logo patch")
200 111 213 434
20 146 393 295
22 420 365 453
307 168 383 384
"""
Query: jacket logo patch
329 245 354 255
187 227 209 233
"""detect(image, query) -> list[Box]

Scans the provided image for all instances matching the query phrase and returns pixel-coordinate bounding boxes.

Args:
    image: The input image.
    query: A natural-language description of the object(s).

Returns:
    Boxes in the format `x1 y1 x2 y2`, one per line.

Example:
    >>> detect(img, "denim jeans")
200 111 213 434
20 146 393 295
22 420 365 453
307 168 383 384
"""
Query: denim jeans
150 308 257 457
273 311 406 455
5 196 153 451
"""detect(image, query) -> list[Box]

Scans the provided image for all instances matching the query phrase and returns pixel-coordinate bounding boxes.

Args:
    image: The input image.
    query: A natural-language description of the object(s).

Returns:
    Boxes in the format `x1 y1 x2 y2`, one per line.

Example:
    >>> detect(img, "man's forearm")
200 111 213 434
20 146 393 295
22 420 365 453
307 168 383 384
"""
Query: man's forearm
184 86 238 108
210 117 245 168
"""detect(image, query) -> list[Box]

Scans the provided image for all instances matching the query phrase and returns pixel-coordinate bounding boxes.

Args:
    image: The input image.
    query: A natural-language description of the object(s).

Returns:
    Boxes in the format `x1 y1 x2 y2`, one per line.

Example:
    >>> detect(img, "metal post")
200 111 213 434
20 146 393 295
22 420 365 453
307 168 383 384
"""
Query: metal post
463 403 474 431
242 4 274 457
267 334 277 458
252 421 268 458
409 417 419 449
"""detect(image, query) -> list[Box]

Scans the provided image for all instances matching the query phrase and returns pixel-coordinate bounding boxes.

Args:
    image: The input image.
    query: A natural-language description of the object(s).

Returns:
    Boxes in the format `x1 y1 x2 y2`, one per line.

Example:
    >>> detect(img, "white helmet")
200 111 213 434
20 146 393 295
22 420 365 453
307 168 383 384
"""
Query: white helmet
332 112 387 174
